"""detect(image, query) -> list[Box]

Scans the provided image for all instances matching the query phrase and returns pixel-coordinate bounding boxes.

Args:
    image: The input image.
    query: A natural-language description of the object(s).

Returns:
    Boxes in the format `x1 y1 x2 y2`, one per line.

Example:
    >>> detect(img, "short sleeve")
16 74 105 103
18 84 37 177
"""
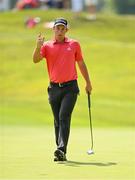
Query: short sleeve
75 41 83 61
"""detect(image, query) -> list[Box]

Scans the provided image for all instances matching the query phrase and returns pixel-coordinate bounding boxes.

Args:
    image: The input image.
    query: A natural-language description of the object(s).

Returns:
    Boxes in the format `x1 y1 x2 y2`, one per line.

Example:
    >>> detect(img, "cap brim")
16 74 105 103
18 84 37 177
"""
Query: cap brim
54 23 67 27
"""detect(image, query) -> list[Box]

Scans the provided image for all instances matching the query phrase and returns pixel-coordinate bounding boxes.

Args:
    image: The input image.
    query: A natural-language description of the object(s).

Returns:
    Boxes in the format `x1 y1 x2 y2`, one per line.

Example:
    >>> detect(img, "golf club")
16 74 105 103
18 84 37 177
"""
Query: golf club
87 92 94 155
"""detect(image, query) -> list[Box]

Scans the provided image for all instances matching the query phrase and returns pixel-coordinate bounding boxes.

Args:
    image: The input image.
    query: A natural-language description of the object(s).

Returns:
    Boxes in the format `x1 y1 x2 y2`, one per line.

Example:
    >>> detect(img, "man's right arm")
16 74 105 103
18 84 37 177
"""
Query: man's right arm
33 33 44 63
33 47 43 63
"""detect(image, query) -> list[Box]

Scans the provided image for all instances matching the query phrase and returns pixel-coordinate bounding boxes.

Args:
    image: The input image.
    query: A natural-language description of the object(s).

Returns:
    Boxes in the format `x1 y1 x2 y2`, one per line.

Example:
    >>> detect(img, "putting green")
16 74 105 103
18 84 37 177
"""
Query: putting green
0 126 134 180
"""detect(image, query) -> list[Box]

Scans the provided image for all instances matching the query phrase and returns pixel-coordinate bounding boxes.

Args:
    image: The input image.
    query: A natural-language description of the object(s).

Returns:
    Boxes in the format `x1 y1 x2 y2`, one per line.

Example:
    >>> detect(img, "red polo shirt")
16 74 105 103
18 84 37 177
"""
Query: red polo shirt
40 37 83 83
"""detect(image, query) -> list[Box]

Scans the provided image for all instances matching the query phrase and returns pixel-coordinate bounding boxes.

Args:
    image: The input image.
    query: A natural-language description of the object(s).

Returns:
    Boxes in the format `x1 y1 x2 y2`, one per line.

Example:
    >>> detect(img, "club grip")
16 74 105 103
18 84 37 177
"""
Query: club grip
87 92 91 109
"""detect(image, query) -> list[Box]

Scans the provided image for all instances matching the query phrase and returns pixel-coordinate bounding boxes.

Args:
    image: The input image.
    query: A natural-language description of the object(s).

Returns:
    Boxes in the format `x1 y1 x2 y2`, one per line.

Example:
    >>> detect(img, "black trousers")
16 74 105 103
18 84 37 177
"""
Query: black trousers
47 80 79 154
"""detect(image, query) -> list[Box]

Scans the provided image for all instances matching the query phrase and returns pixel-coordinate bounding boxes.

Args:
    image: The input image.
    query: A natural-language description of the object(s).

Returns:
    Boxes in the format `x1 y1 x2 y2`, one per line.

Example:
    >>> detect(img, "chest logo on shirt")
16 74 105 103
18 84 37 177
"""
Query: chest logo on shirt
67 47 72 51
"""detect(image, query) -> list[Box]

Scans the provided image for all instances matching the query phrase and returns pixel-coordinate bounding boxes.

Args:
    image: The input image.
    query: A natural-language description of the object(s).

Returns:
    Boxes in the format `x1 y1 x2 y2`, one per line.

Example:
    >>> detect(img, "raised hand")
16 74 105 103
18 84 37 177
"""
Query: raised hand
37 33 45 49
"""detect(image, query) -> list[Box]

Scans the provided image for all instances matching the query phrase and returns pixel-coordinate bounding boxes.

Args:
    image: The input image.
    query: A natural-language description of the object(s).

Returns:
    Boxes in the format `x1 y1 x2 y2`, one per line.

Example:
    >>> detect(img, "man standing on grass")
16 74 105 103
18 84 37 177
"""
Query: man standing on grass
33 18 92 161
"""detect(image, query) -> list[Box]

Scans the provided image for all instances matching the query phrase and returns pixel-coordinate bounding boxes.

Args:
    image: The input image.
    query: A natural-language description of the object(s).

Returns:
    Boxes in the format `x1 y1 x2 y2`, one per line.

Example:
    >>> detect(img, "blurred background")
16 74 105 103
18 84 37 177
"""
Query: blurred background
0 0 135 127
1 0 135 14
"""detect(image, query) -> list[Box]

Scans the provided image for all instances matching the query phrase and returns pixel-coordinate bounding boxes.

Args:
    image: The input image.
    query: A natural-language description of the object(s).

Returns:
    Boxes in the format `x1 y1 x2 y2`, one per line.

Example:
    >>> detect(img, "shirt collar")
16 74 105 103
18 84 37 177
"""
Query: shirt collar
52 37 70 44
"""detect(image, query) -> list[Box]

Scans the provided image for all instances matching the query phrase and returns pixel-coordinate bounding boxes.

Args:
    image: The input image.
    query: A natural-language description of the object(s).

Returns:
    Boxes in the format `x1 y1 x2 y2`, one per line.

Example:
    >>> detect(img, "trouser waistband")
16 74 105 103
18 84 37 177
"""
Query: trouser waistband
50 80 77 88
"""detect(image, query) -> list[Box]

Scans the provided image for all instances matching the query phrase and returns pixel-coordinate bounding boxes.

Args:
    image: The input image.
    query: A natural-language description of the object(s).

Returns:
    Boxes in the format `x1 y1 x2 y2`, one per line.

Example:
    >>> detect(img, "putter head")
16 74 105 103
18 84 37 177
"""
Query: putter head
87 149 94 155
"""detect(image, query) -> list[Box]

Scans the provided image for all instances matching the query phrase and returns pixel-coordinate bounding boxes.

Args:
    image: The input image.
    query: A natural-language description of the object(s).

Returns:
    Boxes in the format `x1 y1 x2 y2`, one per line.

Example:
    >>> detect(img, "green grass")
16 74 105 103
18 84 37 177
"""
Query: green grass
0 10 135 178
0 126 134 180
0 9 135 127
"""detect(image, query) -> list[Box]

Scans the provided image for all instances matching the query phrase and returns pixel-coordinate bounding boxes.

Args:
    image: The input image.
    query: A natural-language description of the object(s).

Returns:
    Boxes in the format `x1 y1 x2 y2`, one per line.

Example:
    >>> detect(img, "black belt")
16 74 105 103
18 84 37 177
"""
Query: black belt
50 80 77 88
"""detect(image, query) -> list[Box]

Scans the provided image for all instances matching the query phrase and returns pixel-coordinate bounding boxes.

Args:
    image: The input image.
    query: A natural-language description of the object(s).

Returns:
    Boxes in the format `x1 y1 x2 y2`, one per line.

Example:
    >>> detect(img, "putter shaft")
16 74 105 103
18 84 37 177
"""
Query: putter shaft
87 93 94 150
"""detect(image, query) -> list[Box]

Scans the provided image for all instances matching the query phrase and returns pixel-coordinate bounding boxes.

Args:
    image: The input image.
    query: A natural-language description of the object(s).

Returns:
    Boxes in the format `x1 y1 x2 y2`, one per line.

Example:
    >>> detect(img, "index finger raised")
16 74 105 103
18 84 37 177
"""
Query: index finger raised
38 32 41 37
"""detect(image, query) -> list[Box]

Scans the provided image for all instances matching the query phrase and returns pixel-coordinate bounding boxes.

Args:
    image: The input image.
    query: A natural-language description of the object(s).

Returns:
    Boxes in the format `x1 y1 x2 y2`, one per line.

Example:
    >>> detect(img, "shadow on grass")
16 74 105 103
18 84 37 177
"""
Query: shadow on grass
58 161 117 167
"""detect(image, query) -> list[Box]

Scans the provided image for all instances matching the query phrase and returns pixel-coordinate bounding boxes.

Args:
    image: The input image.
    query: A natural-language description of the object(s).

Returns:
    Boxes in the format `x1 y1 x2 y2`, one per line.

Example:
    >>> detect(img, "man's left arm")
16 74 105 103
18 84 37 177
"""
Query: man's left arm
77 60 92 94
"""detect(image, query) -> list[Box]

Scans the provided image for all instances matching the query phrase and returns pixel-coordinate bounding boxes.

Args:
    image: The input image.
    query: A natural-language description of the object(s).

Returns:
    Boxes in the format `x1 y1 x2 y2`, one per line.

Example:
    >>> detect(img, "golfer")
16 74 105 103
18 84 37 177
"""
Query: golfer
33 18 92 161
